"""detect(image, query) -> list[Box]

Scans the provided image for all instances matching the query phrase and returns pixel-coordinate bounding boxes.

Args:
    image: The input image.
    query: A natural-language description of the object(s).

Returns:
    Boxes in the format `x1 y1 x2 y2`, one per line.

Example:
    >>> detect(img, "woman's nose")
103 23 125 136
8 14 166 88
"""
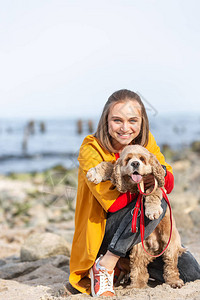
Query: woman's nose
121 122 129 132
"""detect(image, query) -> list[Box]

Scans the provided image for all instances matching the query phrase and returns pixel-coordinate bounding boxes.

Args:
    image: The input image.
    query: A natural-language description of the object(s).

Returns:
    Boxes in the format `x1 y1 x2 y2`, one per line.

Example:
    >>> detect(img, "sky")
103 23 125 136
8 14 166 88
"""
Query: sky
0 0 200 119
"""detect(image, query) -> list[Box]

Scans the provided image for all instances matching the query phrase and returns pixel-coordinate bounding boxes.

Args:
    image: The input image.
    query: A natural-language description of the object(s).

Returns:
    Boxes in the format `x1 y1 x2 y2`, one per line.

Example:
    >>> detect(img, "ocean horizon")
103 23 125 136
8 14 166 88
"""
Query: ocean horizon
0 112 199 174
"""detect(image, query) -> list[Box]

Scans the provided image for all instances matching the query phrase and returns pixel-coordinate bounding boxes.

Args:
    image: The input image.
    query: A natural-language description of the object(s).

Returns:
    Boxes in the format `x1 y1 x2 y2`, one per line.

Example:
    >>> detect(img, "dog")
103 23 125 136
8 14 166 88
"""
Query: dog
86 145 185 288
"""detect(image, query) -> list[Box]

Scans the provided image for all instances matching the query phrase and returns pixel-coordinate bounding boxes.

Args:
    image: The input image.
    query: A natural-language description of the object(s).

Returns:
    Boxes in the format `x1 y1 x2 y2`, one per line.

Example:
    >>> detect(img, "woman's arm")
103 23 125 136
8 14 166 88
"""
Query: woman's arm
146 132 174 194
78 138 120 212
164 170 174 194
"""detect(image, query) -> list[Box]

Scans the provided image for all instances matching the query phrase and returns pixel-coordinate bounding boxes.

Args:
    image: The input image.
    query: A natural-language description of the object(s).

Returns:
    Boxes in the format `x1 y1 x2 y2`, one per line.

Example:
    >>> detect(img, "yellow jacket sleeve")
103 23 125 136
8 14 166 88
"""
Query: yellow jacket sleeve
78 137 120 212
146 132 173 174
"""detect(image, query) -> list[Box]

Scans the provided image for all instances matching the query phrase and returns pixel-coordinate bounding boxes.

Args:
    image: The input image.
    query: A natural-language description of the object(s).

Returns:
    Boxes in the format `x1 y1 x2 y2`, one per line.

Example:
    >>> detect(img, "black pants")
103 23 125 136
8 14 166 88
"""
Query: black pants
98 198 200 283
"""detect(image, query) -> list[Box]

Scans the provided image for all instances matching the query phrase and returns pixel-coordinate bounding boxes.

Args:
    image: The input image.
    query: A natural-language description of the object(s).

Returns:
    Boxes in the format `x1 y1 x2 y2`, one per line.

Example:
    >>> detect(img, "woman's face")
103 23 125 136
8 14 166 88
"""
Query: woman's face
108 100 142 152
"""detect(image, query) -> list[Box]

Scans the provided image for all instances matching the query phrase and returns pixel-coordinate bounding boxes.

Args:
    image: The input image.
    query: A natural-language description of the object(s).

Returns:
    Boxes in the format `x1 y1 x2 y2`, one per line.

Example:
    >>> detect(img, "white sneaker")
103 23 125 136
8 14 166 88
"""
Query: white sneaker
89 256 115 297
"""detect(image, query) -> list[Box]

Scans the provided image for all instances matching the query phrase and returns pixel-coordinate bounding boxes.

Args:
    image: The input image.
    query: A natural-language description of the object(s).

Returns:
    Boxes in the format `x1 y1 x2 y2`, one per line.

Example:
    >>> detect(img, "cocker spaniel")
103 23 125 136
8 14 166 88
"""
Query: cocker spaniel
87 145 185 289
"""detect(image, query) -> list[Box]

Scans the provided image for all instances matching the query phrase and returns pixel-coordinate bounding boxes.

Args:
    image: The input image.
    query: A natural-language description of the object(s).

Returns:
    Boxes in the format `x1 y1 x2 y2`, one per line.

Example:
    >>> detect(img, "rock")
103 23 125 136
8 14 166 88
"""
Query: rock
191 140 200 153
0 255 70 299
0 255 69 279
173 211 194 230
0 259 6 267
0 260 39 279
45 227 74 244
172 160 191 172
170 192 199 210
20 233 71 261
189 207 200 227
16 263 68 286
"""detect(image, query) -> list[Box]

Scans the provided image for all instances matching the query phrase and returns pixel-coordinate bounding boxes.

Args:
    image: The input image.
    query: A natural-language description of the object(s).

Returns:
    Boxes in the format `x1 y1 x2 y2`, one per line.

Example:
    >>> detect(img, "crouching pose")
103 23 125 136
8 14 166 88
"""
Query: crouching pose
87 144 185 289
68 89 200 297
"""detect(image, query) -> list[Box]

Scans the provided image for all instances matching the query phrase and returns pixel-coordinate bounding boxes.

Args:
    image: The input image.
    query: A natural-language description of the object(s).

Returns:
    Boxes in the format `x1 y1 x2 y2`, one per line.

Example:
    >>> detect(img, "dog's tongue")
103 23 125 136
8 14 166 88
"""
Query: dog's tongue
131 174 142 183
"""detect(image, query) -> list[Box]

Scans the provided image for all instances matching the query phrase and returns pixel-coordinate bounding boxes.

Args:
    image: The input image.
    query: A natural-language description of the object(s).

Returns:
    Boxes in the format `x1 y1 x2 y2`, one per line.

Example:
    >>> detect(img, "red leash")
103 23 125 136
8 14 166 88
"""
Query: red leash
131 184 173 258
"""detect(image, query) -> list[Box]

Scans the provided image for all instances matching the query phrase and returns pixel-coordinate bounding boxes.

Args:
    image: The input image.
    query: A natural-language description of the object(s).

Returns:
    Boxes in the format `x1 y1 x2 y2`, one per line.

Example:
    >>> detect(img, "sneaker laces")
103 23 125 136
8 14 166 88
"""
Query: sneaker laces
98 268 114 293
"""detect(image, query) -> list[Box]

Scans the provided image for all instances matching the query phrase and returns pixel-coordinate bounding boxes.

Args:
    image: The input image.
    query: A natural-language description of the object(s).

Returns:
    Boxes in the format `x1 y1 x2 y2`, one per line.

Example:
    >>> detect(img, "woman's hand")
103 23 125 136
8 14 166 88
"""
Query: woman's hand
142 174 155 190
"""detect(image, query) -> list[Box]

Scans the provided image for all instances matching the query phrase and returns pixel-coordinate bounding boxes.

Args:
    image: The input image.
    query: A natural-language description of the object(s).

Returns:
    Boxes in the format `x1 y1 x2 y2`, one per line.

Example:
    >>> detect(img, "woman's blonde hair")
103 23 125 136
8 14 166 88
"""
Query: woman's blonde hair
94 89 149 153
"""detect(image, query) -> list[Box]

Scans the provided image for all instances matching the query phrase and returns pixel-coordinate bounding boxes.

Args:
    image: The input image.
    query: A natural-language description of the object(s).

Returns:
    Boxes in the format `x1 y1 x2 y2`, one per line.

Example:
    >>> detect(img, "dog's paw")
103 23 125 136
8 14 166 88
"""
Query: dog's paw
145 205 163 220
86 168 103 184
168 279 184 289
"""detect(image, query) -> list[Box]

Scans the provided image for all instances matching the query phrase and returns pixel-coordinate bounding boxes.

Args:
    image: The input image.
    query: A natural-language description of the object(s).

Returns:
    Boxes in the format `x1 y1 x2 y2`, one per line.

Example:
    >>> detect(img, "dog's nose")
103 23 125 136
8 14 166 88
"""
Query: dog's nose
131 161 140 169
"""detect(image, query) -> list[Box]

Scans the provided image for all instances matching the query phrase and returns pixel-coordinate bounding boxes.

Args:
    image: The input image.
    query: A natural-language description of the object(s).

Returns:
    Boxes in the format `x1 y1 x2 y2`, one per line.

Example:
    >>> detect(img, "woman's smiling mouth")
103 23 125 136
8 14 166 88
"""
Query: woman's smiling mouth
117 133 132 138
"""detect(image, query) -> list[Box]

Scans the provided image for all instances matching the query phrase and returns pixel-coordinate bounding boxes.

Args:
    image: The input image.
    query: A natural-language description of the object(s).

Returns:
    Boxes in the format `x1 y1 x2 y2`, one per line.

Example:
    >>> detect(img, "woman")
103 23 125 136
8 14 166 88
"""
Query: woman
68 89 200 297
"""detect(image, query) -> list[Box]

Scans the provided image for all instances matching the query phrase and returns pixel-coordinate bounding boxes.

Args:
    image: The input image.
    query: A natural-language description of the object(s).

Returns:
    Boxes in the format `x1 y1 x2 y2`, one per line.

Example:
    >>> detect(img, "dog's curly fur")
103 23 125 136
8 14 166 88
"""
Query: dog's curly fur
86 145 185 289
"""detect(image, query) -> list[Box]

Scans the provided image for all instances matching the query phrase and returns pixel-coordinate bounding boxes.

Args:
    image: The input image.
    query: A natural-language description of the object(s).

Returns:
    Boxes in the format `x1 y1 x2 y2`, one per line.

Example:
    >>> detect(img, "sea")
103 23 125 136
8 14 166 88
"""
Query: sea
0 112 200 174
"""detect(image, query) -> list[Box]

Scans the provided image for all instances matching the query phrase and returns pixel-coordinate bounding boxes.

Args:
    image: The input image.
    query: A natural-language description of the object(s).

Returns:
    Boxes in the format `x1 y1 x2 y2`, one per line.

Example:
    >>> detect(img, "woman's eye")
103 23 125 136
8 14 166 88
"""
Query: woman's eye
130 119 137 123
114 119 121 123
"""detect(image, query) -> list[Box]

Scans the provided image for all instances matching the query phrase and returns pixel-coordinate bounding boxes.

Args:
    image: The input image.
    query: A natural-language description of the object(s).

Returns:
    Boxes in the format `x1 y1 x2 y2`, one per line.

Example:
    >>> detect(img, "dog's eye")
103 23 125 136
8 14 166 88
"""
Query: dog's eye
124 154 133 165
140 156 146 163
125 157 131 165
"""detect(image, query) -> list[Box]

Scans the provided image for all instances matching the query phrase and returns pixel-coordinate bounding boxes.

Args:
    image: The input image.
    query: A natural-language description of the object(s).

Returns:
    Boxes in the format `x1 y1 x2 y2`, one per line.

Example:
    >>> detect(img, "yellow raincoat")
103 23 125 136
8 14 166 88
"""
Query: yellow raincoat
69 132 173 294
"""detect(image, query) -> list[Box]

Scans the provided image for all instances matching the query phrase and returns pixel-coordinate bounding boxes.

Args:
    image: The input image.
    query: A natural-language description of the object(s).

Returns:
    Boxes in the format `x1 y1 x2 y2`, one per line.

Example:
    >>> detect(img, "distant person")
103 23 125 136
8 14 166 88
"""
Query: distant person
67 89 200 297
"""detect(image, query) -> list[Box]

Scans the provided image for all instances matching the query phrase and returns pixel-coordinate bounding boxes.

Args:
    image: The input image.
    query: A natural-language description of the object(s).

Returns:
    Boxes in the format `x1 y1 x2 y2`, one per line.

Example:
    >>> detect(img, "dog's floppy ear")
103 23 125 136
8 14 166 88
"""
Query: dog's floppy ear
111 158 128 193
149 153 165 187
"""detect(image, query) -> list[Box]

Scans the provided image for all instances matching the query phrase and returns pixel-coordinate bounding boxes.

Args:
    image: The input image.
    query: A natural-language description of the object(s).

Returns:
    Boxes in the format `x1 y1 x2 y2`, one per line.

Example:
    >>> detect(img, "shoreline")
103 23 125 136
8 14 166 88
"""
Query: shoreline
0 139 199 175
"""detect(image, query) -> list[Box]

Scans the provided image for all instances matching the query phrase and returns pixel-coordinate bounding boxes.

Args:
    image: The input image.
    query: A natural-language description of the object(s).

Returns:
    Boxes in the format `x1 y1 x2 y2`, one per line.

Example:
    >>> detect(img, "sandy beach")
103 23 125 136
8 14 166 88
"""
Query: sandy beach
0 147 200 300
